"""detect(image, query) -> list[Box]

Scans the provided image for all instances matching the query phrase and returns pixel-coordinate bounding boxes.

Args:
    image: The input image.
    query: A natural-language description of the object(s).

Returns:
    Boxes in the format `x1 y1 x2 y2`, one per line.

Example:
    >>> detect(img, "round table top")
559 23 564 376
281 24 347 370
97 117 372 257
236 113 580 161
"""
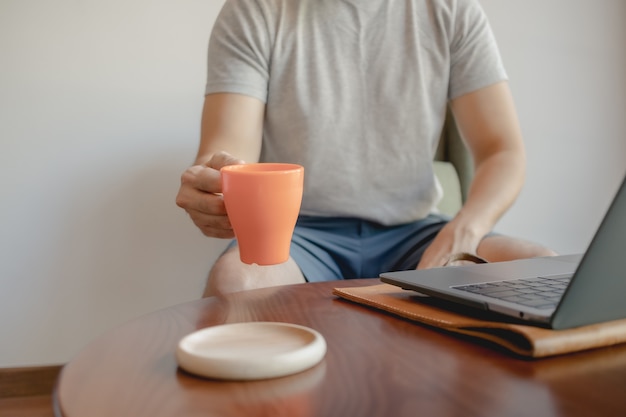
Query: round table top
54 279 626 417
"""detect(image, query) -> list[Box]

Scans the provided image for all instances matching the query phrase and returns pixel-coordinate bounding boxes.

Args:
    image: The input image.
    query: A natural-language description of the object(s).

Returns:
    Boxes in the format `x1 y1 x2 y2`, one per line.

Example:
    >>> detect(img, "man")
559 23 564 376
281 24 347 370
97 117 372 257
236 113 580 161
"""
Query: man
176 0 556 297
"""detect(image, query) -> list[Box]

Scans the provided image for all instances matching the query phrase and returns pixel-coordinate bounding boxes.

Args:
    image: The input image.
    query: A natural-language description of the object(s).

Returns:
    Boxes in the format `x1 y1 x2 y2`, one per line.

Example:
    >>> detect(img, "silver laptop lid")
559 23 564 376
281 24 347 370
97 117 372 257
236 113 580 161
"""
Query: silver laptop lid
550 174 626 329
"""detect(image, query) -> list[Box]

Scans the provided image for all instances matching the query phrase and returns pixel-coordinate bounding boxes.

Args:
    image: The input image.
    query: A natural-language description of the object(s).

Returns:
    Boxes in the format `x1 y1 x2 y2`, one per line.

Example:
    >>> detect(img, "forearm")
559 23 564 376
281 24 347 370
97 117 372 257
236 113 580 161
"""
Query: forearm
452 147 525 239
194 93 265 165
448 81 526 238
416 146 524 269
176 93 265 239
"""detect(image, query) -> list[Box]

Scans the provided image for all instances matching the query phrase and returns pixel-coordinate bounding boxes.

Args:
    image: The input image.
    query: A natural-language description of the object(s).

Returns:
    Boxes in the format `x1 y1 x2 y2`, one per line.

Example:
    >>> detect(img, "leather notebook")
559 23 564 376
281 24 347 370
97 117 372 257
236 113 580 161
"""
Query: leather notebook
333 283 626 358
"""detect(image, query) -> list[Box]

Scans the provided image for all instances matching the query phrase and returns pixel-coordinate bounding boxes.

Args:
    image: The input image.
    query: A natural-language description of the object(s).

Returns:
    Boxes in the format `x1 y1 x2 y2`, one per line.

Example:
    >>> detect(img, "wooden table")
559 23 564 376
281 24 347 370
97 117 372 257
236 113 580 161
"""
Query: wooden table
54 279 626 417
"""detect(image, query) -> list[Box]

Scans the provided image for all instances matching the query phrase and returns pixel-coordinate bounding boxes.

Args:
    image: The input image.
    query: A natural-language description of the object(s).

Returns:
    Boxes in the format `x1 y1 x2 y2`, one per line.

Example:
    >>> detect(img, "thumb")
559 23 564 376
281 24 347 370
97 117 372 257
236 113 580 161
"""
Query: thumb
205 151 245 170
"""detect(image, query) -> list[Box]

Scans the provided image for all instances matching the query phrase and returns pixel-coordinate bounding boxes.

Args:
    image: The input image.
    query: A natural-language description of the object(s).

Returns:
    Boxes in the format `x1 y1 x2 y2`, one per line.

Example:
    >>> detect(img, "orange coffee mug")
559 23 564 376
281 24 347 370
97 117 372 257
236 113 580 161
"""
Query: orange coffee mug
221 163 304 265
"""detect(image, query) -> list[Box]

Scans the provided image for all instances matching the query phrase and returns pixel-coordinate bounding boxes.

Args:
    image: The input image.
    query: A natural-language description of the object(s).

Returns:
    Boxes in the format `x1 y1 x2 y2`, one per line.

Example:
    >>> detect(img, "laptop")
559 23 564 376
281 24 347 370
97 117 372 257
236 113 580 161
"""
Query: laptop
380 173 626 330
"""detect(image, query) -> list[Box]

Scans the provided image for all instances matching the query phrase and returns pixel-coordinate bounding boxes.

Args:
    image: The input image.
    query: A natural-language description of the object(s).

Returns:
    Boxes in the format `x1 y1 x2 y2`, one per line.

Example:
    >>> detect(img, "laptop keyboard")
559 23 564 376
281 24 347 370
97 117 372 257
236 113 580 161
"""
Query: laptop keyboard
452 274 572 310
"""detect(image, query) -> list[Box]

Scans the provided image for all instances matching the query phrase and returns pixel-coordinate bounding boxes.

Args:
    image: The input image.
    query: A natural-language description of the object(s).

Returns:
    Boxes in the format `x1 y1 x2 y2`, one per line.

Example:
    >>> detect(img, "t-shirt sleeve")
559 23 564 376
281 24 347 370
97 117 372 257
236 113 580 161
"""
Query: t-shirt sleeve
448 0 508 99
205 0 271 102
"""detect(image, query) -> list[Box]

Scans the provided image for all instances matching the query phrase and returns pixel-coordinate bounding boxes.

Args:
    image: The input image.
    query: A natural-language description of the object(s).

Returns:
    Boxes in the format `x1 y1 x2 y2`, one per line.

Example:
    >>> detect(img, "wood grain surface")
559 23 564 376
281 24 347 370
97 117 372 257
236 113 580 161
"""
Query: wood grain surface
0 365 62 398
54 279 626 417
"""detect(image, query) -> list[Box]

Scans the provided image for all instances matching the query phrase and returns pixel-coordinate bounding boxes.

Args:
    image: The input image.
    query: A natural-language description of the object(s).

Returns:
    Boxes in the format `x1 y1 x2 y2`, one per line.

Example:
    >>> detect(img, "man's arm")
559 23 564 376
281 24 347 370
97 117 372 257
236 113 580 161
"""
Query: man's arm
418 81 526 268
176 93 265 238
195 93 265 164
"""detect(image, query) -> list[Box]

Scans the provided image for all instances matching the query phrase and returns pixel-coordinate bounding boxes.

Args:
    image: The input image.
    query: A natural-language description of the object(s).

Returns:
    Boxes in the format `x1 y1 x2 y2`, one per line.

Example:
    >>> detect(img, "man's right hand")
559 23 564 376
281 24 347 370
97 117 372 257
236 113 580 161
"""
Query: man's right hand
176 151 245 238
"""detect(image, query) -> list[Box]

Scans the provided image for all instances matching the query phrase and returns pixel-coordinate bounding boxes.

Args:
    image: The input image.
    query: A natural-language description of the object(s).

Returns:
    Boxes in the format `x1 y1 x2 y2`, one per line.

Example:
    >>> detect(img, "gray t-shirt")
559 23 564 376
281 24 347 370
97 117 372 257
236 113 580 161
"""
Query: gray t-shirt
206 0 507 225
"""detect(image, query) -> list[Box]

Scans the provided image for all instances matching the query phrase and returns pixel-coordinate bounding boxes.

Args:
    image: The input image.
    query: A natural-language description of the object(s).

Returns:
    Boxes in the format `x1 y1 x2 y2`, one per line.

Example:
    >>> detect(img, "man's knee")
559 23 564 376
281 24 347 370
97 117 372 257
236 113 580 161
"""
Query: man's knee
203 249 249 297
478 235 558 263
203 247 305 297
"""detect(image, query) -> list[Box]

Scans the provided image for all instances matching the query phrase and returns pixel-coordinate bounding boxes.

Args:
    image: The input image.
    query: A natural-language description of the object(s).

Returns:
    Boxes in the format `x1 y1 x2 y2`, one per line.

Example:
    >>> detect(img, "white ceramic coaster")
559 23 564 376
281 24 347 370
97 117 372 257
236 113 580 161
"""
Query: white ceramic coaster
176 322 327 380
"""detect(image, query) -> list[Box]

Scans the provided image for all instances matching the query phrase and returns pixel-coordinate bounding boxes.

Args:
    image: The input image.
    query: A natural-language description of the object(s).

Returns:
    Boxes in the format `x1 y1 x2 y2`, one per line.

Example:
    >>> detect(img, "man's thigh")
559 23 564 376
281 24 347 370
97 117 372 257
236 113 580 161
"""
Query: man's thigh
289 214 451 282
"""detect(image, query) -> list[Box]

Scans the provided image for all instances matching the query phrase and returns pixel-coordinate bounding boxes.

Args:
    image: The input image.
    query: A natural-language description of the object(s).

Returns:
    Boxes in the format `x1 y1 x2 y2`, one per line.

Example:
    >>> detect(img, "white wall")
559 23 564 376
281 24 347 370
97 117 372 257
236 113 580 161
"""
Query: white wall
1 0 229 367
481 0 626 254
1 0 624 367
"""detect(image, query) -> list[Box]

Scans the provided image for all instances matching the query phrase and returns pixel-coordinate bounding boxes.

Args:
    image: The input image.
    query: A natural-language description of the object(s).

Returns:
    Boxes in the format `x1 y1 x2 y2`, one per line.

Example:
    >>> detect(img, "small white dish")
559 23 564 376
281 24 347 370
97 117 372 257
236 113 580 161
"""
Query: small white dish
176 322 327 380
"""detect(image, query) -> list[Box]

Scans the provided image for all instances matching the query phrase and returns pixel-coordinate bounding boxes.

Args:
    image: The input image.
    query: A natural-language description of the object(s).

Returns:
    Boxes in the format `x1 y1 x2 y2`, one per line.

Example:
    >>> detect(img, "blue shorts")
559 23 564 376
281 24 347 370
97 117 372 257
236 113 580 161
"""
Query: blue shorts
227 214 451 282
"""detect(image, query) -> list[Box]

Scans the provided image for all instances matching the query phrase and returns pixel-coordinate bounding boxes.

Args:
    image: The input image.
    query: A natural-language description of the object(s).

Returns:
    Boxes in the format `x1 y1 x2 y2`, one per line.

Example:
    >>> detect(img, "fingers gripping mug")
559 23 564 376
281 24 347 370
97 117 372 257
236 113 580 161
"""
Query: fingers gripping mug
220 163 304 265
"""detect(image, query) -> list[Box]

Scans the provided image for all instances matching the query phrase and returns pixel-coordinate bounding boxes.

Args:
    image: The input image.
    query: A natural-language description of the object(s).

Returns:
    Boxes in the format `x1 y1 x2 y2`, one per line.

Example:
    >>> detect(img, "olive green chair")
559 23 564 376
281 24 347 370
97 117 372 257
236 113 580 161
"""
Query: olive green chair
433 108 473 216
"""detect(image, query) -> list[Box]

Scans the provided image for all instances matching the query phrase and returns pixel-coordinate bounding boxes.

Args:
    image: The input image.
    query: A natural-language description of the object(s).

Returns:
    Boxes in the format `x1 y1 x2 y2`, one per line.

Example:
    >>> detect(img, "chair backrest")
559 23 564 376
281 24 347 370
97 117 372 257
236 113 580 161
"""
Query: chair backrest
434 107 473 202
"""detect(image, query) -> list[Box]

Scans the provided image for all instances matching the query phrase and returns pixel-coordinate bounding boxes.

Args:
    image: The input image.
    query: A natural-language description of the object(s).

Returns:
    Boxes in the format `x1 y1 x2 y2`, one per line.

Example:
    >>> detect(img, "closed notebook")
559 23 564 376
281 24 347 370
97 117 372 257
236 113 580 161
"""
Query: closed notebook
333 283 626 358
